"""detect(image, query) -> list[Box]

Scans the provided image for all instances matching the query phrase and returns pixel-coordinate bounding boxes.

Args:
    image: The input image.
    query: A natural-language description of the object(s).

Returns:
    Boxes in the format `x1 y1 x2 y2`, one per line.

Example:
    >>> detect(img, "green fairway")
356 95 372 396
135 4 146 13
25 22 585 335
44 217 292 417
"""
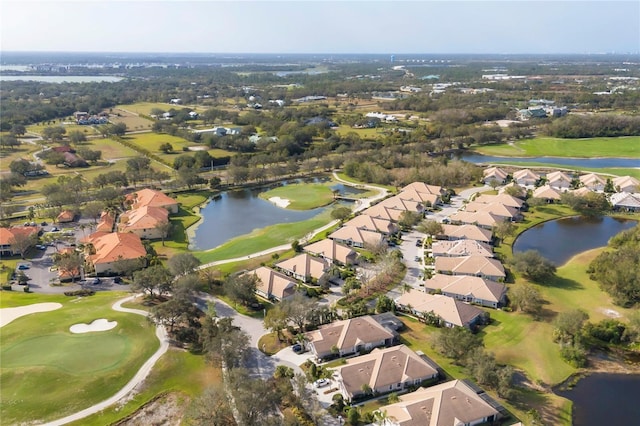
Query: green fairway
473 136 640 158
259 183 335 210
0 292 158 425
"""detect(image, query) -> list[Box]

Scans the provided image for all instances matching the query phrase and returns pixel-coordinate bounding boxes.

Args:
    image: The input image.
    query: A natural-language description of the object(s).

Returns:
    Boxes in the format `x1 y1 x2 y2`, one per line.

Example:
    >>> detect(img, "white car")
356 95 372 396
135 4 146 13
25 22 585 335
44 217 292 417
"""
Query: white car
314 378 330 388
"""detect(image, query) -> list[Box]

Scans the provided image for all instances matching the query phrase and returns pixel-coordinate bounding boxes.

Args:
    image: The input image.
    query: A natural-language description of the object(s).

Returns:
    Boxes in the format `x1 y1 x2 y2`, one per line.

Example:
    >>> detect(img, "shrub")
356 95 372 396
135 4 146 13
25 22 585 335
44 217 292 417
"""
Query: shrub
64 289 96 297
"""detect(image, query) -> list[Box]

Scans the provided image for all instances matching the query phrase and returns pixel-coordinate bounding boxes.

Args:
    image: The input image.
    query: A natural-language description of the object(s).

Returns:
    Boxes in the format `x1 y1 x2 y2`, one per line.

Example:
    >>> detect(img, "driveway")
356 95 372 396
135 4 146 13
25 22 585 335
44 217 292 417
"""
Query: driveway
398 230 426 289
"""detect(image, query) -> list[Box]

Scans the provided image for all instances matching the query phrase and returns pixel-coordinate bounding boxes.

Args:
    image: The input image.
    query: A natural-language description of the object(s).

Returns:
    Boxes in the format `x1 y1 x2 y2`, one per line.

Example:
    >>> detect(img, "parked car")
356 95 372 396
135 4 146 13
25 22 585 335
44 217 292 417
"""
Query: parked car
50 227 60 232
41 221 48 226
314 378 330 388
17 264 30 270
35 244 46 250
90 278 101 285
113 276 122 284
414 256 421 262
292 344 303 354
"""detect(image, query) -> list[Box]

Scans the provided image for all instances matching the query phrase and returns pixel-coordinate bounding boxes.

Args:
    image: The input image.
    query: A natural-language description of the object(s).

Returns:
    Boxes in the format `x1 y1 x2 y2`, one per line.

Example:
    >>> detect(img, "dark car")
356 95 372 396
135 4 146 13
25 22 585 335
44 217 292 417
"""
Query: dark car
41 222 48 226
17 264 30 270
292 344 303 354
113 276 122 284
91 278 101 285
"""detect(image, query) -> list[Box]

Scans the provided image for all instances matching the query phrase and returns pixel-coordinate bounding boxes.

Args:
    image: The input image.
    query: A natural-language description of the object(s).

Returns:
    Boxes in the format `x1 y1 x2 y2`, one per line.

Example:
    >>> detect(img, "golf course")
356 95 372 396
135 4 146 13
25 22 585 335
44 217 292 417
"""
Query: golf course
0 292 159 425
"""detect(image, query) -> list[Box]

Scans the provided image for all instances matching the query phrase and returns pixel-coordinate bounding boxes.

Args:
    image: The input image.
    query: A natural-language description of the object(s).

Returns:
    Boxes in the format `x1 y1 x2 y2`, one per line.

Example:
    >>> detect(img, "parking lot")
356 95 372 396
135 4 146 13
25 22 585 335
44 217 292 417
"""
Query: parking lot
398 230 427 289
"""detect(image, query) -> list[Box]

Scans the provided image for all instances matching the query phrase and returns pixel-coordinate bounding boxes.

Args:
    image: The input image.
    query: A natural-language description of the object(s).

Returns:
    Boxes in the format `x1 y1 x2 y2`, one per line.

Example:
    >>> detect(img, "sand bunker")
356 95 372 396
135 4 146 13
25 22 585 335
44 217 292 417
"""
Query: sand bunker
600 308 622 318
70 318 118 334
0 302 63 328
269 196 291 208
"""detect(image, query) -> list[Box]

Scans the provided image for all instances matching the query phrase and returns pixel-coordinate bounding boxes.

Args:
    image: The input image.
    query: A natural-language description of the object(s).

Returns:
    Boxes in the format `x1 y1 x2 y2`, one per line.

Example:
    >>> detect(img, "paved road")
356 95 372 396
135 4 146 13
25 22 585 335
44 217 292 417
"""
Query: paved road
43 295 169 426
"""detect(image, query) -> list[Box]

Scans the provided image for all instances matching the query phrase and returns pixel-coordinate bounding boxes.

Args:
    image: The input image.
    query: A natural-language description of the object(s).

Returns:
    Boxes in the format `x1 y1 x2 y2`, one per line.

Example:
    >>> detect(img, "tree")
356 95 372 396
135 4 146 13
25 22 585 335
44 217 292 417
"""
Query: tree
561 192 610 217
151 296 192 331
510 250 556 282
42 126 66 141
264 304 289 342
331 206 352 222
281 293 317 333
553 309 589 345
10 124 26 137
224 273 258 306
159 142 174 153
77 148 102 163
0 134 20 150
67 130 87 144
508 283 543 316
111 256 145 279
154 220 172 246
433 326 482 362
346 406 360 426
229 369 280 425
132 264 173 298
9 231 37 259
417 219 443 236
185 385 235 426
167 252 201 277
398 210 422 229
82 201 104 223
291 239 303 253
375 295 395 313
493 219 517 241
201 316 249 368
55 251 83 282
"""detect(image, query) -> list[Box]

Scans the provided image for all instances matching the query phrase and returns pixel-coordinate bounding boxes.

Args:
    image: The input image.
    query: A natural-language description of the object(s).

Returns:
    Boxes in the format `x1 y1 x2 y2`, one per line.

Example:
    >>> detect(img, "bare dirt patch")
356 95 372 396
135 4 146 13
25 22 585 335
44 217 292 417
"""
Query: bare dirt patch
114 392 189 426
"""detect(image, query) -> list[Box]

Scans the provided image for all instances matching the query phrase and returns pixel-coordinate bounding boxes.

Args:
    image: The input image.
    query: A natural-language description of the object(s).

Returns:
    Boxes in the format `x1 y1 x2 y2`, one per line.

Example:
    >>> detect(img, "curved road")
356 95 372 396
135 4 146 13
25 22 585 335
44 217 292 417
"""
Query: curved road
43 295 169 426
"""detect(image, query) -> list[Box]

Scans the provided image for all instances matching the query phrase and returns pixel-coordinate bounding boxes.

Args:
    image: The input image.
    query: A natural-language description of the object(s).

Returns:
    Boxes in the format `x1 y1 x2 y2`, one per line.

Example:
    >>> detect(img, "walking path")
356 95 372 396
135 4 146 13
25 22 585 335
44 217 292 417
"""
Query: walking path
43 295 169 426
196 172 389 271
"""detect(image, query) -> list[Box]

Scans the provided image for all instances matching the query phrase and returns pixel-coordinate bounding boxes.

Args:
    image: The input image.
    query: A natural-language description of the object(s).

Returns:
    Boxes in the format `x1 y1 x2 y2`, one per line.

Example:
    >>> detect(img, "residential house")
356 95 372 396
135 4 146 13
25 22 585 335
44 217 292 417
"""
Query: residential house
333 345 438 400
361 204 404 222
498 182 526 198
473 193 525 210
303 238 357 266
397 188 440 208
344 215 399 236
378 195 424 214
610 192 640 212
613 176 640 193
402 182 444 197
95 211 115 233
305 315 397 360
546 171 573 191
377 380 500 426
275 253 329 283
248 266 296 301
463 202 520 221
512 169 540 187
328 226 384 249
482 167 508 185
431 240 493 258
423 274 507 308
579 173 606 192
125 188 179 214
448 211 503 230
439 224 493 244
434 255 505 281
63 152 88 168
85 232 146 275
56 210 76 223
572 186 593 197
395 289 485 328
532 185 562 202
118 205 169 240
0 226 38 257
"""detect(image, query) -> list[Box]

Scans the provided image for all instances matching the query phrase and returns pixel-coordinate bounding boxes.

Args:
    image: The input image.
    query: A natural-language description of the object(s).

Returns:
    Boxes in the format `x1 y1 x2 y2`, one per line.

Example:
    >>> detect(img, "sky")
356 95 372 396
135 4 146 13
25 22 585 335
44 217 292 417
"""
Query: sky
1 0 639 54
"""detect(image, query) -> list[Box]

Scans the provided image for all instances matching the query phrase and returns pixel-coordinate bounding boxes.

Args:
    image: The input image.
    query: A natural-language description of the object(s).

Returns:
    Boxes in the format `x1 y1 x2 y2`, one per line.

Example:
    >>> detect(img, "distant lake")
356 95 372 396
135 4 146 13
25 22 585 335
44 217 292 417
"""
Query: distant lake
556 373 640 425
460 153 639 169
0 75 124 83
513 216 637 265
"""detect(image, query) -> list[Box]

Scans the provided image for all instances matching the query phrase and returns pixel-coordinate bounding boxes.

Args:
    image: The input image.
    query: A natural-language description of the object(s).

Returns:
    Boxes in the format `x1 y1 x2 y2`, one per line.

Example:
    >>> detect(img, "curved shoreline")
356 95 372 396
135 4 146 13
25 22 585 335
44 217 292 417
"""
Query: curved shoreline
43 295 169 426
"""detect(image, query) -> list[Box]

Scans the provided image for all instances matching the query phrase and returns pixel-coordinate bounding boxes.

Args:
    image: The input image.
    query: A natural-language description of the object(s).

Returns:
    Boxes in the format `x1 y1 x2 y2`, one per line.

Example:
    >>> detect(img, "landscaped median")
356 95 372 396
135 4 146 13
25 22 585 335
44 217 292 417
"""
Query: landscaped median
0 292 159 425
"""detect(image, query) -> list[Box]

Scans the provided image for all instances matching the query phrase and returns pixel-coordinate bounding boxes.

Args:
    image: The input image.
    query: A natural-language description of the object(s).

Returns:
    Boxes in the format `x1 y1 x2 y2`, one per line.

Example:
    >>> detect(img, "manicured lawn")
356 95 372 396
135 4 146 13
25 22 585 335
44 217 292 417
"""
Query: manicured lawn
173 191 211 209
0 145 40 170
473 136 640 158
334 172 397 192
259 183 335 210
69 349 221 426
116 102 182 116
333 125 386 139
194 210 334 263
122 133 194 154
0 292 158 424
87 137 140 160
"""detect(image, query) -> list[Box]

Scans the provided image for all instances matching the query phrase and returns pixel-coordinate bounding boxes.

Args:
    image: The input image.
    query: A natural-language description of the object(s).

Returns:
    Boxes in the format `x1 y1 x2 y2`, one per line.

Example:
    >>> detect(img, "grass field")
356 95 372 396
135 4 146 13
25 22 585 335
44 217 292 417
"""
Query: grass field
110 108 154 130
259 183 335 210
0 291 158 425
116 102 183 116
69 349 221 426
194 209 334 264
473 136 640 158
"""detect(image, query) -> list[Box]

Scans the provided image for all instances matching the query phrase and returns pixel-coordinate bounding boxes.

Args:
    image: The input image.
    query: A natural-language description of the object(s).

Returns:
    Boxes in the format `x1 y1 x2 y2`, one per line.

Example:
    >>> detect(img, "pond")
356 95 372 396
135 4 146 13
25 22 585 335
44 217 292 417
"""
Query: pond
459 153 639 169
188 180 367 251
0 75 124 83
513 216 637 265
556 373 640 425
